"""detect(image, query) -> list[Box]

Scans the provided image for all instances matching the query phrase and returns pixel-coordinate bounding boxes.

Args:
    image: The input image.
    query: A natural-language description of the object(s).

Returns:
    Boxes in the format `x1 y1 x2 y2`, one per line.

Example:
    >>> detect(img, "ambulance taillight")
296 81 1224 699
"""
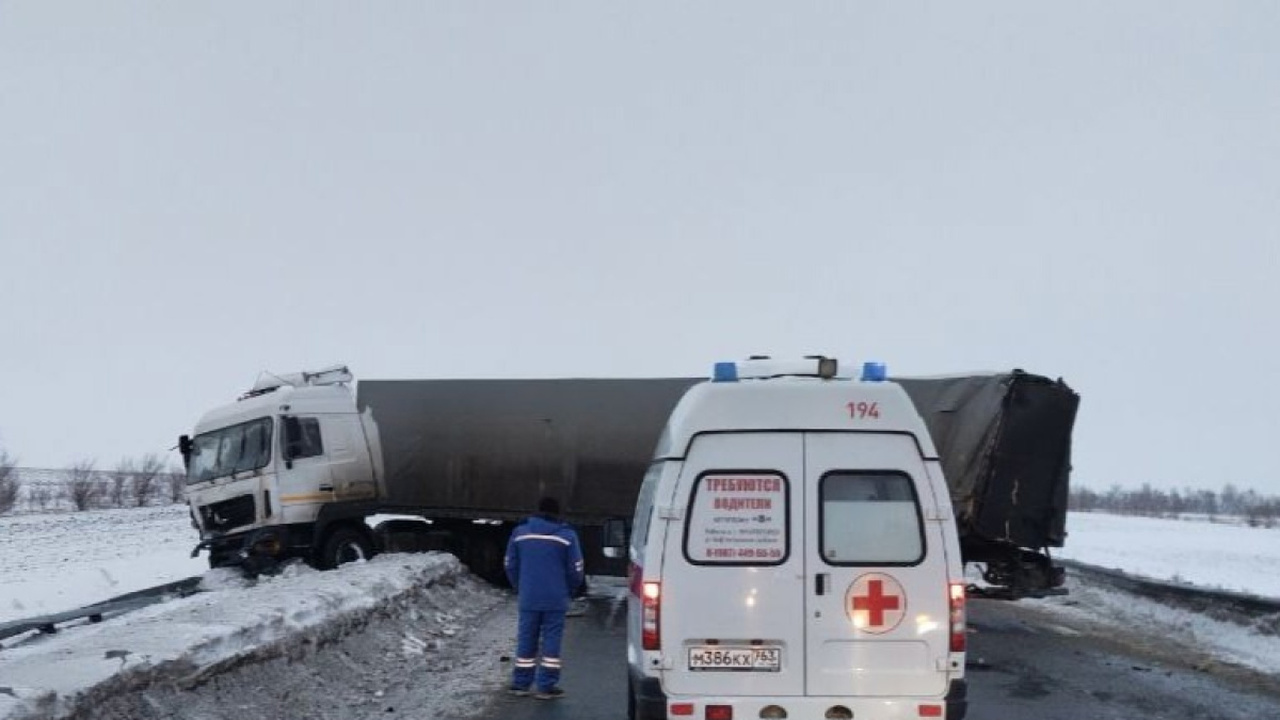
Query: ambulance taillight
642 581 661 650
949 582 966 653
706 705 733 720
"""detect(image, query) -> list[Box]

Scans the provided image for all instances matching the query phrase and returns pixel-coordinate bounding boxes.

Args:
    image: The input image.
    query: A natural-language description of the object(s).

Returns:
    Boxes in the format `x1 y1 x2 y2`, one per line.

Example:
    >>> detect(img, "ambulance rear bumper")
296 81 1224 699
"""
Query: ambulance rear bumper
659 679 967 720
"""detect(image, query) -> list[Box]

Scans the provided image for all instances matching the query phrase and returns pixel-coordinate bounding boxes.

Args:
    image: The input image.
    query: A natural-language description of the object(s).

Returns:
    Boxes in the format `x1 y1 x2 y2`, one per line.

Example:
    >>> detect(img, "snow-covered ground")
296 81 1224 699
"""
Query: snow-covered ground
1 506 1278 719
1056 511 1280 597
1 506 207 625
0 554 505 720
2 504 517 717
958 510 1280 683
1013 510 1280 682
1027 568 1280 678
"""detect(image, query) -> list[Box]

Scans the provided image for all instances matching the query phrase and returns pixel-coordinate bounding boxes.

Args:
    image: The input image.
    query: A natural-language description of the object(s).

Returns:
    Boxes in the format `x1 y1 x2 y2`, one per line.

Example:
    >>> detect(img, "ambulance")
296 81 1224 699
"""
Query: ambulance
614 357 968 720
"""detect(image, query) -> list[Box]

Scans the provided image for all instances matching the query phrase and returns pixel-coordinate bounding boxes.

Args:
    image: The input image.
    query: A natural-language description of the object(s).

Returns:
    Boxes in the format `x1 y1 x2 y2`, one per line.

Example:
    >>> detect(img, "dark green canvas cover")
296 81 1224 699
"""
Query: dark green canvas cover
897 372 1079 550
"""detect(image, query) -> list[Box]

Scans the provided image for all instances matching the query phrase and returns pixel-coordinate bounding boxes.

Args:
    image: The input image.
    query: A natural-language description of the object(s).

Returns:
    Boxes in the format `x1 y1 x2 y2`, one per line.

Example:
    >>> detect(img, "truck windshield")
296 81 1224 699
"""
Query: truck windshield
188 417 274 484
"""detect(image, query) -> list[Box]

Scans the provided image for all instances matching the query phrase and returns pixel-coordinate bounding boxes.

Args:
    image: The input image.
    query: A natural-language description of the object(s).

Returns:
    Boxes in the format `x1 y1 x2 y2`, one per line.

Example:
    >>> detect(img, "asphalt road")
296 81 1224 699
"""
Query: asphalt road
964 598 1280 720
487 590 1280 720
490 592 631 720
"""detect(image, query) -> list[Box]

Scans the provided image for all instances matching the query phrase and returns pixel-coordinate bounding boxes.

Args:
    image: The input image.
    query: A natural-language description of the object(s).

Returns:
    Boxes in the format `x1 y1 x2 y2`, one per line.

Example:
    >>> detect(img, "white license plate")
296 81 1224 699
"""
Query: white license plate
688 646 781 672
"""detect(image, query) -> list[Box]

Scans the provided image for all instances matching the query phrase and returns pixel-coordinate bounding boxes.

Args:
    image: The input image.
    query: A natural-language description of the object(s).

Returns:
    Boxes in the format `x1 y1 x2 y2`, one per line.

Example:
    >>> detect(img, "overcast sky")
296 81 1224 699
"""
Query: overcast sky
2 2 1277 494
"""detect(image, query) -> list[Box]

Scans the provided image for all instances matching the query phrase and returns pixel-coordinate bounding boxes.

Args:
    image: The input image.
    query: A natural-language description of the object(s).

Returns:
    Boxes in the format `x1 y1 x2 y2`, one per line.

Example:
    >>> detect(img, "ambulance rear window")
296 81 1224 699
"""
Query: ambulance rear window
819 472 924 565
684 471 789 566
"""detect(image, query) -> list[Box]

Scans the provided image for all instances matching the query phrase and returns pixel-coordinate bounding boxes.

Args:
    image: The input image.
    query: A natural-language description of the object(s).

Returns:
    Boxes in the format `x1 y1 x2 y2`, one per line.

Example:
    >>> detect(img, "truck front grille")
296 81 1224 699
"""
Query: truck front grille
199 494 257 533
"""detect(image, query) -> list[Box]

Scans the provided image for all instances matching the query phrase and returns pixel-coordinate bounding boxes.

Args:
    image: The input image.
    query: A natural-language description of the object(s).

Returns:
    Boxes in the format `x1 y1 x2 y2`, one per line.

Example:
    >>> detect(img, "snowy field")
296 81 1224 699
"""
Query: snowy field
1 506 207 625
1056 511 1280 598
1 506 1278 719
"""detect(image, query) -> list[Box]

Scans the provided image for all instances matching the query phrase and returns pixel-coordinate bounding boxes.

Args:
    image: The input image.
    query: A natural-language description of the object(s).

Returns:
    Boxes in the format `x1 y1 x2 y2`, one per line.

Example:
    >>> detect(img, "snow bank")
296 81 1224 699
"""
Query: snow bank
1029 574 1280 675
0 553 466 720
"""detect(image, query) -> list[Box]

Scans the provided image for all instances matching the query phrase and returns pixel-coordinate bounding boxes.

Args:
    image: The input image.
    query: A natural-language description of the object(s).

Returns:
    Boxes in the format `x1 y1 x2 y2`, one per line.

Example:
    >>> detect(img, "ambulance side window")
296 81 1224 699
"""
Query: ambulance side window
820 472 925 565
630 462 665 556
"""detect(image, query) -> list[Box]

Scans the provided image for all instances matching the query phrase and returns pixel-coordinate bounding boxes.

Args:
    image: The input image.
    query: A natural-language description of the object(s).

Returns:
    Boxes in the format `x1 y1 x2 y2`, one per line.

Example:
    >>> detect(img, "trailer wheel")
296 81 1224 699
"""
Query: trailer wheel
319 526 375 569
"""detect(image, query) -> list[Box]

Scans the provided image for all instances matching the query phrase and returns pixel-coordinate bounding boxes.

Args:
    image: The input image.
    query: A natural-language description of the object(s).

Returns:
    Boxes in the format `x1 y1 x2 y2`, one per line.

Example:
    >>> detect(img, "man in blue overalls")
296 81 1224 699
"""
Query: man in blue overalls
505 496 585 700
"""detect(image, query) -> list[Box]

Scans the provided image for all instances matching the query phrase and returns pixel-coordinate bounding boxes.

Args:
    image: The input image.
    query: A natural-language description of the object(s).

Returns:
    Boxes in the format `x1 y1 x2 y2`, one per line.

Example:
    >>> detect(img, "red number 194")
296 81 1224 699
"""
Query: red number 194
847 401 880 419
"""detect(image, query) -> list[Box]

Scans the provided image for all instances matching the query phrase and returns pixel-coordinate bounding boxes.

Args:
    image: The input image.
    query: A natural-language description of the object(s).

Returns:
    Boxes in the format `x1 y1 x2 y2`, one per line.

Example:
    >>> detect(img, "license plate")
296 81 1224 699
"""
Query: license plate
688 646 781 672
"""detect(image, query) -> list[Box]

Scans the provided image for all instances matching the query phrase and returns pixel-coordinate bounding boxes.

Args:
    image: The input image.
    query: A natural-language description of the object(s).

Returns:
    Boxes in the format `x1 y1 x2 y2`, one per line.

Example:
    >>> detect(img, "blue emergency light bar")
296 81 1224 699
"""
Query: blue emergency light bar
712 362 739 382
861 362 887 382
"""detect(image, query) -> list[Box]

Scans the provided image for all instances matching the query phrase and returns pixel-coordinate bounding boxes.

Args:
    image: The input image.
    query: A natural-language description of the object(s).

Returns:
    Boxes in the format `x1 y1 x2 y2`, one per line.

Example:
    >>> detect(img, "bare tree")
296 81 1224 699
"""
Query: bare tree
108 458 135 508
1262 500 1280 530
132 453 164 507
1244 498 1279 529
28 483 54 512
64 459 102 511
0 449 19 514
166 463 186 504
1221 483 1243 516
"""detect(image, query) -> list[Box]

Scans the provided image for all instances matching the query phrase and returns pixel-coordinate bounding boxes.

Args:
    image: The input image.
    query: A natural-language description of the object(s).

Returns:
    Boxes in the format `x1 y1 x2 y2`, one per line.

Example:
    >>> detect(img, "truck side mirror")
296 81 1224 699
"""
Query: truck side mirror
178 435 193 470
601 517 629 559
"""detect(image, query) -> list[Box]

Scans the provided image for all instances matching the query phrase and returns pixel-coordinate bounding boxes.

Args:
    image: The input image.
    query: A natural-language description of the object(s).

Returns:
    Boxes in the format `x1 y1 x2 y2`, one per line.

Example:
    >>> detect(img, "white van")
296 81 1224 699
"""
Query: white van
619 357 968 720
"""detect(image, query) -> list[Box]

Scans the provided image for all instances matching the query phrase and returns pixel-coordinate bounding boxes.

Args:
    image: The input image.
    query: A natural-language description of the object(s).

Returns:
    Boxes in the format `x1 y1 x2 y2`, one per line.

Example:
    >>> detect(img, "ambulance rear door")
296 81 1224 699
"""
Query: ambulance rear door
659 432 805 697
803 431 954 697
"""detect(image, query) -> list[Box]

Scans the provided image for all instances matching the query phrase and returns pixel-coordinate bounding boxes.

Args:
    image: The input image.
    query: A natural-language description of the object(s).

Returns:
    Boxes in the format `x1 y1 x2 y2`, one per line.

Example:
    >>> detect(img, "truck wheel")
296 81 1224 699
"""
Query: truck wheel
319 526 375 569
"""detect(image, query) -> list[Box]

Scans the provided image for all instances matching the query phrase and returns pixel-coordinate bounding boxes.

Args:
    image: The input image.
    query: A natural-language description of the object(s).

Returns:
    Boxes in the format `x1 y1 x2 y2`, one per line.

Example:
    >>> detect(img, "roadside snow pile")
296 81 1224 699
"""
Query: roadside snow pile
0 553 496 720
1028 573 1280 677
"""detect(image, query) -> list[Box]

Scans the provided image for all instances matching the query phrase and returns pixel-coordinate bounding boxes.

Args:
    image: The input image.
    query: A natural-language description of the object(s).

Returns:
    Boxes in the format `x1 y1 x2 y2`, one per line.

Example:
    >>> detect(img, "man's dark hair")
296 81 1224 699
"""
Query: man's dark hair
538 496 561 517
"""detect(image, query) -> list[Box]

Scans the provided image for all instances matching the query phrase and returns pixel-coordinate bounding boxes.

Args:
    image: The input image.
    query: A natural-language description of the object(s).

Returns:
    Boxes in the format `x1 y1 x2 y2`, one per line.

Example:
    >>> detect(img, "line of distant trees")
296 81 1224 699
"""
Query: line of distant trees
0 449 186 515
1070 482 1280 528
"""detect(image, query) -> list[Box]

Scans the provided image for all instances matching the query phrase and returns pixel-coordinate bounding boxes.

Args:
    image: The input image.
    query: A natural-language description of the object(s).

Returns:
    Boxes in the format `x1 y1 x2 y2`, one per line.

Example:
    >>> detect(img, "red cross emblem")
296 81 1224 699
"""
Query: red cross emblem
845 573 906 633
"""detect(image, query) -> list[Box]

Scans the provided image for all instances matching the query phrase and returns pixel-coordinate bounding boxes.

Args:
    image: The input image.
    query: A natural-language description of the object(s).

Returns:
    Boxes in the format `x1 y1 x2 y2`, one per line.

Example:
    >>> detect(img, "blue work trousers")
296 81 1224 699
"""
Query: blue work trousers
513 609 566 691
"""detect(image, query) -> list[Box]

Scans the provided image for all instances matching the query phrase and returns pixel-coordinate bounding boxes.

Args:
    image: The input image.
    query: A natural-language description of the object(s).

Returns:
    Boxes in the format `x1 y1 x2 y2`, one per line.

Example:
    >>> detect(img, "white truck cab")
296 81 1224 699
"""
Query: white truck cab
181 365 384 570
621 357 967 720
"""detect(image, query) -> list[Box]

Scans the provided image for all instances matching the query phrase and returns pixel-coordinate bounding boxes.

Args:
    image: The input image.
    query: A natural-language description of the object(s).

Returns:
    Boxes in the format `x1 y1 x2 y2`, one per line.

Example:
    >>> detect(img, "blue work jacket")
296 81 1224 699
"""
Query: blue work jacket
504 514 585 612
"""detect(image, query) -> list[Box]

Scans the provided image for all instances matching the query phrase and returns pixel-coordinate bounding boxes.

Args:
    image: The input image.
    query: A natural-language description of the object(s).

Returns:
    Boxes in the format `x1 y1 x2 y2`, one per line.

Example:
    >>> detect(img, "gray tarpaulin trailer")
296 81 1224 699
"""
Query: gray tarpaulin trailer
358 378 698 522
356 370 1078 596
355 378 700 581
